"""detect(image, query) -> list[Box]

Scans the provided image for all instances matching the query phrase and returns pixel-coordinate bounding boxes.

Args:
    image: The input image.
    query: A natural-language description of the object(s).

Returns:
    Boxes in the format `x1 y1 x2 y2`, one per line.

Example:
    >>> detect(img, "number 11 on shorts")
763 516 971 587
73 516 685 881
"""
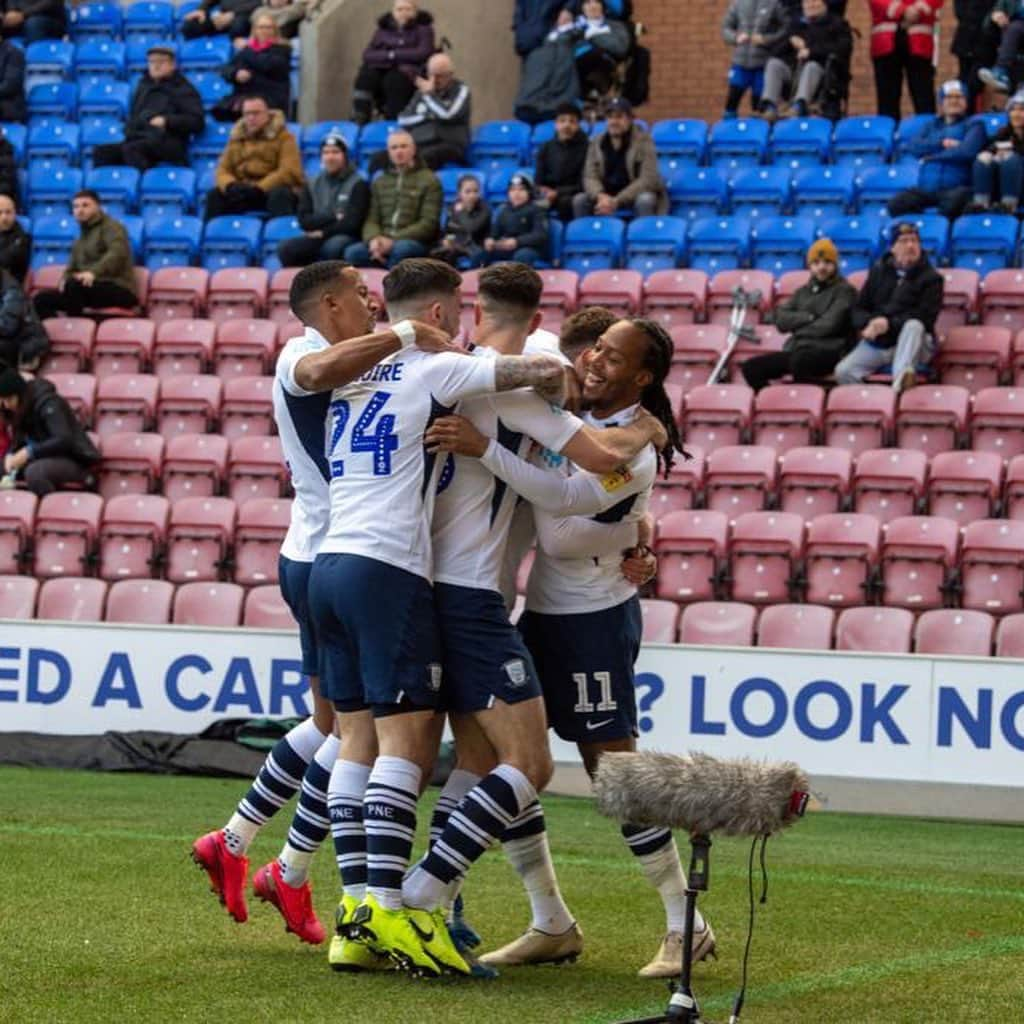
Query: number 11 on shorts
573 671 618 714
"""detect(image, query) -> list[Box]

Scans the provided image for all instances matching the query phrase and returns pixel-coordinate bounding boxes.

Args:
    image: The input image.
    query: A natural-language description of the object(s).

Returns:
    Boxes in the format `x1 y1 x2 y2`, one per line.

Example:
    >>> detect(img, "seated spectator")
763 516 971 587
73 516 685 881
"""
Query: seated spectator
834 222 943 394
0 269 46 370
1 0 66 44
979 2 1024 94
250 0 310 40
34 191 138 319
0 194 29 282
345 130 442 267
547 0 631 100
887 80 986 220
572 97 666 218
205 95 303 219
93 47 205 171
213 14 292 122
721 0 787 116
351 0 435 124
0 35 24 123
391 52 471 171
182 0 261 41
741 238 856 391
0 368 100 496
971 90 1024 212
431 173 491 267
484 172 548 267
514 16 581 124
0 128 18 209
277 134 370 267
535 101 588 220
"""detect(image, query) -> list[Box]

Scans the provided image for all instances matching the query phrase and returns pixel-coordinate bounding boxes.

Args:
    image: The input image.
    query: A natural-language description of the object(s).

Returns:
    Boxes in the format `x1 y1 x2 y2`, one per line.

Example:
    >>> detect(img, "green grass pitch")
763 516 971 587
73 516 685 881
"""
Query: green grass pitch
1 766 1022 1023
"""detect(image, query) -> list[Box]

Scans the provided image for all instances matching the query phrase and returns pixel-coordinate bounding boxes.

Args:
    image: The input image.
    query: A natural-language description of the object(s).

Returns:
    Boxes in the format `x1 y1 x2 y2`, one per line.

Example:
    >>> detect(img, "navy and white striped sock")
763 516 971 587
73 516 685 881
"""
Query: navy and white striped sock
327 758 372 901
429 769 481 847
621 825 701 933
364 756 421 911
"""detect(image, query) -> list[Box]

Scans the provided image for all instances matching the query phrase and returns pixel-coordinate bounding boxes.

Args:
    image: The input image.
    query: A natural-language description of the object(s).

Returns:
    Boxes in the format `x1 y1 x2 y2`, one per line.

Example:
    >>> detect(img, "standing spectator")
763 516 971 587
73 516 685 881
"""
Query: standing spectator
213 13 292 122
1 0 66 44
535 102 588 220
345 130 442 267
181 0 262 41
392 52 471 171
277 134 370 266
34 191 138 319
953 0 999 104
93 46 205 171
979 1 1024 93
834 222 944 394
0 35 24 123
0 194 29 282
0 269 47 370
887 80 986 218
0 369 100 496
721 0 788 115
350 0 436 124
432 173 491 267
0 126 18 208
869 0 943 122
205 95 303 219
970 90 1024 211
484 173 548 267
547 1 631 100
514 0 564 57
250 0 310 40
572 97 666 218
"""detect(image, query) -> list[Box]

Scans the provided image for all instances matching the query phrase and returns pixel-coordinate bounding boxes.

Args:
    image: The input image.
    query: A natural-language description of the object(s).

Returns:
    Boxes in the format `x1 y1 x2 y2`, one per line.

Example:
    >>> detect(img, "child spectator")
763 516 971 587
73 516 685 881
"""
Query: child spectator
721 0 787 116
980 2 1024 93
484 172 548 267
432 174 491 267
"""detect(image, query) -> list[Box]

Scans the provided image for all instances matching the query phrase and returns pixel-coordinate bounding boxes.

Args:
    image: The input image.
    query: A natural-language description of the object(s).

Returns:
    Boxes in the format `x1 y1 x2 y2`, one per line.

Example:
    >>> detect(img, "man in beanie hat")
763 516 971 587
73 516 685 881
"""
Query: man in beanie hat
0 368 99 495
484 172 549 266
278 134 370 267
741 236 857 391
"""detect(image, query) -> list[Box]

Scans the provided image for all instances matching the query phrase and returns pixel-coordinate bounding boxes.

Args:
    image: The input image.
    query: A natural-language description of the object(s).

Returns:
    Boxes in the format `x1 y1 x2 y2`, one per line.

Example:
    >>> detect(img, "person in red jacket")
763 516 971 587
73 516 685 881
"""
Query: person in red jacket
870 0 945 121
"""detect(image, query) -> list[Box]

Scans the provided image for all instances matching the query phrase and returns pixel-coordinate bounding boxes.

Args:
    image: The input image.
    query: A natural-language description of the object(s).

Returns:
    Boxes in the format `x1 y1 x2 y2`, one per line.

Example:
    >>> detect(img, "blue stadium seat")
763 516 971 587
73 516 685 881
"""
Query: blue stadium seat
196 166 217 217
180 36 233 72
260 215 299 271
529 120 556 160
80 115 125 165
79 81 131 119
708 118 769 168
769 116 832 166
121 214 145 263
123 1 175 38
894 113 934 157
28 83 78 122
126 37 175 75
191 72 231 112
86 165 140 216
665 165 727 220
27 165 82 217
143 214 202 269
832 115 895 168
750 215 816 275
140 166 196 215
190 121 231 163
687 215 750 275
74 40 126 81
27 121 80 168
1 123 26 164
470 120 532 173
818 213 886 274
729 166 792 219
174 0 203 32
624 215 687 275
953 212 1019 274
201 214 263 269
300 120 360 160
791 165 855 220
857 164 918 214
651 119 707 162
355 120 398 166
31 214 77 269
545 218 563 267
437 167 482 205
70 2 123 39
969 111 1007 138
484 165 531 206
302 153 320 180
561 216 626 273
24 40 73 90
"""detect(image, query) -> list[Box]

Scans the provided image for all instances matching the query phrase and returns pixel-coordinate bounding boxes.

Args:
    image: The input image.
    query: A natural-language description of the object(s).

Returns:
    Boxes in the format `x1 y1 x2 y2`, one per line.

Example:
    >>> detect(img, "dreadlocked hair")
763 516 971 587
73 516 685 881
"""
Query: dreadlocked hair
628 317 687 478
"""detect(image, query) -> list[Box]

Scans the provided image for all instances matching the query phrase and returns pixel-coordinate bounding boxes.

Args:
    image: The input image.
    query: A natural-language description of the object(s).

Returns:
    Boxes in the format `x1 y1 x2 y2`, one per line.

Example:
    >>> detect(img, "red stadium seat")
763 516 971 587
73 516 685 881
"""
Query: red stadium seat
234 496 290 584
667 324 728 395
835 606 913 653
153 319 216 379
650 446 705 516
163 433 229 503
823 385 895 456
93 318 157 378
879 515 960 610
926 450 1002 526
97 431 164 500
639 598 680 642
207 267 269 323
44 372 96 426
995 613 1024 657
914 609 994 657
360 268 387 310
43 316 95 372
970 387 1024 459
851 447 927 525
227 435 287 503
895 385 970 458
653 509 728 604
707 270 772 326
1003 454 1024 520
98 493 169 580
173 581 244 627
268 267 300 326
752 384 824 452
537 270 579 330
678 601 756 646
105 578 175 624
936 268 979 338
705 444 777 517
94 373 159 436
846 269 868 291
757 603 834 650
642 269 708 328
681 385 753 453
214 318 278 380
83 267 147 316
244 583 298 629
277 316 303 353
578 269 644 316
0 490 36 574
980 268 1024 334
221 376 274 439
0 574 39 618
960 518 1024 614
165 496 237 583
804 512 881 608
156 374 222 438
728 323 786 378
28 263 64 295
773 269 809 307
727 510 803 605
32 491 103 578
147 266 210 322
36 576 107 621
777 446 852 518
935 326 1010 394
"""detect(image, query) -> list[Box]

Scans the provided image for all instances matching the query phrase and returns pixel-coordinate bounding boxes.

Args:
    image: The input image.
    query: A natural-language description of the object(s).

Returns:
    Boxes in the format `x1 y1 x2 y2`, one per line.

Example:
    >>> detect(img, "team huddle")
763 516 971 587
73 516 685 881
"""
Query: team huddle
190 256 716 980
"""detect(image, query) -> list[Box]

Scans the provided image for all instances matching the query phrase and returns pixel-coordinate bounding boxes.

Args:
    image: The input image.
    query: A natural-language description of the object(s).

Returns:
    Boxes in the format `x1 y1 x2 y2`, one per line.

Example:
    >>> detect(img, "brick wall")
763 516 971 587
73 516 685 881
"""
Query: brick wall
633 0 962 123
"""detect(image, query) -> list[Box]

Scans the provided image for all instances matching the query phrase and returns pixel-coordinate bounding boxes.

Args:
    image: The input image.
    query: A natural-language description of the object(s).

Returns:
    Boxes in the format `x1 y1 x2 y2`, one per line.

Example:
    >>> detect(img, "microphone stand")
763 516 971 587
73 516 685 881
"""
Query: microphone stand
618 834 712 1024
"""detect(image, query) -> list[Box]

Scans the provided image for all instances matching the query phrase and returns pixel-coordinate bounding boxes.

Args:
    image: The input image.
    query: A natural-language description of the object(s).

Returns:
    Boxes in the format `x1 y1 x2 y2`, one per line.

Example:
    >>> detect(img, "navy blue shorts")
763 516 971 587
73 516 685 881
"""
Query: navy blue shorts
728 64 764 96
308 553 443 714
435 583 542 713
278 555 318 677
519 596 643 744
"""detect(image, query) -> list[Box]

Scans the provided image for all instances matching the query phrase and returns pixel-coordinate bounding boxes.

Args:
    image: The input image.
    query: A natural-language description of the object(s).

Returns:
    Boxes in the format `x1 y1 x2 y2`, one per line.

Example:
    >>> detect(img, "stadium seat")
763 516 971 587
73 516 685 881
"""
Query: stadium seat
653 509 729 604
667 324 727 394
756 603 834 650
43 371 96 426
777 446 852 518
173 581 245 627
851 447 928 525
664 165 727 220
140 166 196 216
233 496 290 584
143 214 202 270
915 608 994 656
1 123 26 165
728 323 786 375
70 1 121 38
25 40 74 89
42 316 95 373
179 35 232 72
98 493 169 580
93 318 156 378
651 118 707 162
94 373 159 435
879 515 960 610
856 163 918 214
189 121 231 165
244 583 298 629
1003 453 1024 520
970 386 1024 459
227 435 287 503
752 384 824 452
832 115 895 167
37 577 107 622
926 450 1002 526
166 496 236 583
770 116 831 166
707 269 771 326
214 318 277 380
637 598 680 643
895 384 970 458
729 166 791 219
650 446 704 517
708 118 769 167
123 2 175 38
773 269 809 306
642 269 707 327
163 433 228 503
687 216 750 275
682 384 753 452
835 606 913 653
32 491 103 578
561 217 625 274
30 215 77 268
74 39 126 83
804 512 881 608
577 268 643 315
147 267 209 322
221 376 274 439
207 267 269 323
824 385 895 456
28 85 78 124
816 214 884 274
105 578 174 624
27 165 83 218
936 268 979 337
470 120 531 172
80 114 125 163
678 601 756 646
704 444 777 516
259 216 299 271
0 575 40 619
951 213 1019 275
980 268 1024 334
153 318 216 379
790 165 855 221
201 215 262 271
0 490 37 574
726 510 803 605
995 612 1024 656
894 113 935 156
936 326 1010 393
156 374 222 438
97 431 164 500
533 268 578 329
79 80 131 119
624 216 687 275
959 518 1024 614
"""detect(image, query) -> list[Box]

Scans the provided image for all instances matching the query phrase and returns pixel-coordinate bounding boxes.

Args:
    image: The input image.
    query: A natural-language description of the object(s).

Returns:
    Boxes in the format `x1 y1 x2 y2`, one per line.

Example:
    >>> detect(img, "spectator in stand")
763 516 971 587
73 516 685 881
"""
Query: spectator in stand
350 0 435 124
0 35 24 123
721 0 788 116
34 192 138 319
182 0 262 40
1 0 66 44
93 46 205 171
869 0 943 122
741 238 856 391
979 1 1024 93
0 127 18 209
0 368 100 496
250 0 310 40
834 222 944 394
953 0 1000 105
887 80 986 218
0 194 29 282
535 102 588 220
970 90 1024 210
277 134 370 267
0 269 47 370
431 173 490 267
546 1 631 101
484 172 548 267
205 95 303 219
572 97 666 218
345 129 441 267
214 14 292 122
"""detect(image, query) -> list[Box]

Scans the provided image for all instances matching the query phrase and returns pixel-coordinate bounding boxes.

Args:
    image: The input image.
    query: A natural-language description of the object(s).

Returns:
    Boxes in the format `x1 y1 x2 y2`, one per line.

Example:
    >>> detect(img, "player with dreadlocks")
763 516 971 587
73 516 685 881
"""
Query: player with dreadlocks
425 317 714 977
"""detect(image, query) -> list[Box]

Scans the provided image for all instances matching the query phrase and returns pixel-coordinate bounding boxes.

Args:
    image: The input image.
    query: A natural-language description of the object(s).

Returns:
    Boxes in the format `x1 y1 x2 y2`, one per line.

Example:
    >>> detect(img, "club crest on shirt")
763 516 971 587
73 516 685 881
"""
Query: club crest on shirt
503 659 527 687
599 466 633 493
427 663 443 692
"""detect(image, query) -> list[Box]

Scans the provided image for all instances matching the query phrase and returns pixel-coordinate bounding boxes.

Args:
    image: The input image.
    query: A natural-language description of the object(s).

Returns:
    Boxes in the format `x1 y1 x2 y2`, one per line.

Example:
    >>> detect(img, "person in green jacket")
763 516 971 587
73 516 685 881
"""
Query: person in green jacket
33 190 137 318
345 130 443 268
740 237 856 391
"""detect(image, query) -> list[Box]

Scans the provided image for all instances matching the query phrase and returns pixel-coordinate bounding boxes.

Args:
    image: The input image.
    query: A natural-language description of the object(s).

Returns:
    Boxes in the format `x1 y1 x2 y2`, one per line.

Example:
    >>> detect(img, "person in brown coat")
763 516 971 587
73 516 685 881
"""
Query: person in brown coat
205 95 303 219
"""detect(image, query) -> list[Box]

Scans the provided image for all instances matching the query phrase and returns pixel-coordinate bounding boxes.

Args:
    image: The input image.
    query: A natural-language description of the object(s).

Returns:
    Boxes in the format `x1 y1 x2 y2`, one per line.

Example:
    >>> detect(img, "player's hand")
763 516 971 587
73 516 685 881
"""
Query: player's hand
424 415 489 457
408 320 461 354
634 407 668 450
621 546 657 587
